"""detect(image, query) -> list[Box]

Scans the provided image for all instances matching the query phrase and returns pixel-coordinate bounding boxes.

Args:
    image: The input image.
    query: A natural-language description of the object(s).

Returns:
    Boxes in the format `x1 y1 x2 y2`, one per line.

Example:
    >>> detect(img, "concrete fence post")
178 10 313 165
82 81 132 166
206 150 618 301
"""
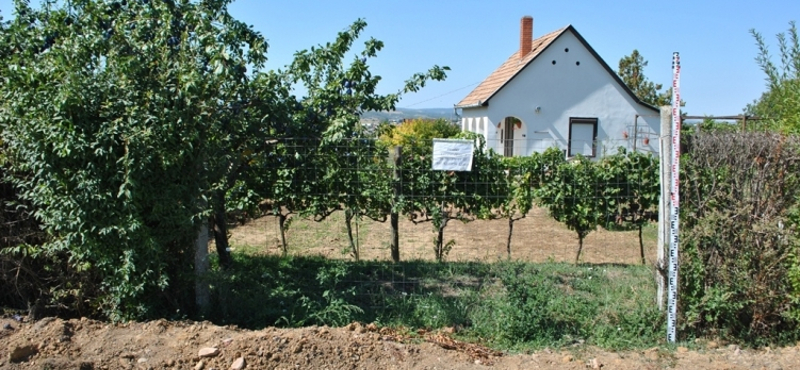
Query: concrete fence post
657 106 672 311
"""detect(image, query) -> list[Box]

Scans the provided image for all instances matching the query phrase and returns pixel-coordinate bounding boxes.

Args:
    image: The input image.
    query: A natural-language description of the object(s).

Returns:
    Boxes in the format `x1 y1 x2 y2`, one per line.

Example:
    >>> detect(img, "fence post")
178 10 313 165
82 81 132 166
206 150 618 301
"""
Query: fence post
390 146 402 263
657 106 672 311
633 115 639 152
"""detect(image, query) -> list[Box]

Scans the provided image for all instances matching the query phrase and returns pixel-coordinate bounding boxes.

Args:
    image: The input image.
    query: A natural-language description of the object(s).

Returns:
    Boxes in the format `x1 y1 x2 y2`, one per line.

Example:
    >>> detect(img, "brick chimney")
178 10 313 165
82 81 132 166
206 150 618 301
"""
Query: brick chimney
520 16 533 58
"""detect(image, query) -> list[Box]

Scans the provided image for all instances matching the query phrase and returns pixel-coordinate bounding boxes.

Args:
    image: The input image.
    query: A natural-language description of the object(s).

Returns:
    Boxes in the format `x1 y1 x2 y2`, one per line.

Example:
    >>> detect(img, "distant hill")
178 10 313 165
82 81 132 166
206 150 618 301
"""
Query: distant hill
360 107 459 124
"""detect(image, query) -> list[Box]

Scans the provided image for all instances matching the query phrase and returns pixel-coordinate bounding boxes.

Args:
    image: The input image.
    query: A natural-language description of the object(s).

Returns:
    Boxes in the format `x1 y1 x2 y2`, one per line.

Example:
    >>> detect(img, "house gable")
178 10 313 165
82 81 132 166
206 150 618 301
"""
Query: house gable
457 20 663 159
456 26 566 108
456 24 658 113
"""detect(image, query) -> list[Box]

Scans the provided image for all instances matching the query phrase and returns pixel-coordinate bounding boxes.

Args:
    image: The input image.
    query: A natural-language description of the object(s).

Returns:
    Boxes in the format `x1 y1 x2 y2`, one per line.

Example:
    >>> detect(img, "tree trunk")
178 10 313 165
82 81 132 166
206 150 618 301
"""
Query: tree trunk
390 210 399 262
194 222 209 315
278 213 288 256
506 218 514 259
575 235 584 264
345 209 359 261
639 223 645 265
211 192 232 269
436 222 445 262
434 209 449 262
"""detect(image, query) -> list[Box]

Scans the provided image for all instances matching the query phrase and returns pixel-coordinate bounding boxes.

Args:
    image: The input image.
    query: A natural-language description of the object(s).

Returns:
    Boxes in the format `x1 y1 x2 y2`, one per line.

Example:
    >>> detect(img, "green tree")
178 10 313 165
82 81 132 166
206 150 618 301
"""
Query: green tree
378 118 465 261
747 21 800 133
495 148 565 258
256 20 448 257
207 69 294 268
0 1 449 317
598 148 659 264
0 0 280 318
618 49 672 107
537 156 606 264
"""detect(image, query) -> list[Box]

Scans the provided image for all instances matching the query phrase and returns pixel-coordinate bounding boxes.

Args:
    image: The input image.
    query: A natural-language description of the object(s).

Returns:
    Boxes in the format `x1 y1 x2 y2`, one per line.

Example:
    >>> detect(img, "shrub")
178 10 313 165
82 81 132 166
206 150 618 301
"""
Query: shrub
679 132 800 344
378 118 461 150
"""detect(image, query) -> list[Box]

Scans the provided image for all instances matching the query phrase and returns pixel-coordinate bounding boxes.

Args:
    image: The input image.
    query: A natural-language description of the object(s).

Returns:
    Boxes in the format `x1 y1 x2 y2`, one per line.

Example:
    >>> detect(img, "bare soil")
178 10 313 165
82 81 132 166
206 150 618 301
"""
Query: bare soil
2 317 800 370
3 209 797 369
229 207 656 264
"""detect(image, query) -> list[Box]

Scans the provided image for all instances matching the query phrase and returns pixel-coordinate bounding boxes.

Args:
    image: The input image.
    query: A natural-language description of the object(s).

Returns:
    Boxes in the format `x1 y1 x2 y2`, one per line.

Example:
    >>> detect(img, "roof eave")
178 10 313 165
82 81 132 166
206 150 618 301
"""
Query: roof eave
638 102 660 112
454 100 487 109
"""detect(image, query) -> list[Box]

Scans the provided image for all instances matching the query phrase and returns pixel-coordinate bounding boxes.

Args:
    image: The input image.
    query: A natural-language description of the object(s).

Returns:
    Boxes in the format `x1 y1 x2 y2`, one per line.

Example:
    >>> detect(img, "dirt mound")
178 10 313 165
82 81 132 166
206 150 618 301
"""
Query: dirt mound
2 316 800 369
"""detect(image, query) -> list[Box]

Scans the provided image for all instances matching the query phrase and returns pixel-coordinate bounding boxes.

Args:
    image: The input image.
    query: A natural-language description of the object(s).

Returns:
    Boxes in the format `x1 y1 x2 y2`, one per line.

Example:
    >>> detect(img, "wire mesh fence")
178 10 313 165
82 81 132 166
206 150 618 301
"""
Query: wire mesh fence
225 136 660 265
208 132 800 342
484 136 660 158
208 135 664 335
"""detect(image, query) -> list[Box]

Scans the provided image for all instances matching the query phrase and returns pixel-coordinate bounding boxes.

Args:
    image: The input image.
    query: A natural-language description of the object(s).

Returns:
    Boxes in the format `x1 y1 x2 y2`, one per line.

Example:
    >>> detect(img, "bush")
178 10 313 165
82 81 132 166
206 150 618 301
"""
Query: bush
378 118 461 149
0 0 274 320
679 132 800 345
468 262 662 349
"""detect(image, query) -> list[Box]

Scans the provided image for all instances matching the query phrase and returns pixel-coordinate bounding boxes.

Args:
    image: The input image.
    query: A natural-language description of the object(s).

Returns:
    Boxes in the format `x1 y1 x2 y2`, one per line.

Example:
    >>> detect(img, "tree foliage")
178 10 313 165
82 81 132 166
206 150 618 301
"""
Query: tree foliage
598 148 659 264
379 118 461 148
617 49 672 107
0 0 449 318
0 0 278 319
747 21 800 133
537 155 608 264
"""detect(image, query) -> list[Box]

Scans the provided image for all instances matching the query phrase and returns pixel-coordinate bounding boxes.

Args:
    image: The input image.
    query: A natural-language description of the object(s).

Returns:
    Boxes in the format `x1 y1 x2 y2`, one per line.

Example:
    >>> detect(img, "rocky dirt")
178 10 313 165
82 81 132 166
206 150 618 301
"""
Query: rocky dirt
2 316 800 370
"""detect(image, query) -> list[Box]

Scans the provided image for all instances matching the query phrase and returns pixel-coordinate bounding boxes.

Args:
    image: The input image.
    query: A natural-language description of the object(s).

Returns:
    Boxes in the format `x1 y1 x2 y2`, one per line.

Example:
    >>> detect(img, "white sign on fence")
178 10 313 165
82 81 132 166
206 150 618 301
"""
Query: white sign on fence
432 139 474 171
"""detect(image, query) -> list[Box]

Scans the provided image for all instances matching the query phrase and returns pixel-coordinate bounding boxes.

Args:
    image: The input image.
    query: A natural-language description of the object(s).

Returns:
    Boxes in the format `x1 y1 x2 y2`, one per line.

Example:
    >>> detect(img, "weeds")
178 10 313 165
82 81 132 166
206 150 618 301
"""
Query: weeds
206 254 662 350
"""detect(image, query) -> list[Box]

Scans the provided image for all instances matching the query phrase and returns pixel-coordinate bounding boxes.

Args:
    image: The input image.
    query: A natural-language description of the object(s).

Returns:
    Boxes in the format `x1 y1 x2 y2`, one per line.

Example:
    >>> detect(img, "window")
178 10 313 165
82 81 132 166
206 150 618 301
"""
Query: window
568 117 598 157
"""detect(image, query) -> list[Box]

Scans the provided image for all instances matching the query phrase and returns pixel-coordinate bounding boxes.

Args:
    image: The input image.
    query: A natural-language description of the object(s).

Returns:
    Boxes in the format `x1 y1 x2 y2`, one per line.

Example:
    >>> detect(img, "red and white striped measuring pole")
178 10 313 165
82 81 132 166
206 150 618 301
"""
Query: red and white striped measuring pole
667 52 681 343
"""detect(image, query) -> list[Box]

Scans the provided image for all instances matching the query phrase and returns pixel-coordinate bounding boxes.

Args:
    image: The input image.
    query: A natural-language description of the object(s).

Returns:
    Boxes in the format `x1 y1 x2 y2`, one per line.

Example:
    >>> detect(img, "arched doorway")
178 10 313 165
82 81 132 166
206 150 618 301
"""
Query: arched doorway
499 116 522 156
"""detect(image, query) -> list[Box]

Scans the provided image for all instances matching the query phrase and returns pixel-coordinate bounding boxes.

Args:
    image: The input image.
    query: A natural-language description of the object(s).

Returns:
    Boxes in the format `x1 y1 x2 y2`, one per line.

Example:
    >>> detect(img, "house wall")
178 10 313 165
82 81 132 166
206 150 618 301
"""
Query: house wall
460 29 661 158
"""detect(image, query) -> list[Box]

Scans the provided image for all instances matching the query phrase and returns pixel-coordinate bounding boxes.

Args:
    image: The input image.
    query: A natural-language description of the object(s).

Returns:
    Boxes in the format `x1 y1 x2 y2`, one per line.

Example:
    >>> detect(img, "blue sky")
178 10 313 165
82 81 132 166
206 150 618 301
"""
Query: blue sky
2 0 798 115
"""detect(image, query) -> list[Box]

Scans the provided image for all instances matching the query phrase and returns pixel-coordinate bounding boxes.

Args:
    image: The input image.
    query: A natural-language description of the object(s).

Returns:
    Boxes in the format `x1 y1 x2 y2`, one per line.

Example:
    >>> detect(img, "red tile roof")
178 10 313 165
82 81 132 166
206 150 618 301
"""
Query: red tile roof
456 26 568 108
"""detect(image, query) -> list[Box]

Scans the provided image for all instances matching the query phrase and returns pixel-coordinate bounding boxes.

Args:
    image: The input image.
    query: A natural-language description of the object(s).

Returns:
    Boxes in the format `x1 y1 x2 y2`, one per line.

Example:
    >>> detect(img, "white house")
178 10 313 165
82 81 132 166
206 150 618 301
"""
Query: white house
456 16 660 158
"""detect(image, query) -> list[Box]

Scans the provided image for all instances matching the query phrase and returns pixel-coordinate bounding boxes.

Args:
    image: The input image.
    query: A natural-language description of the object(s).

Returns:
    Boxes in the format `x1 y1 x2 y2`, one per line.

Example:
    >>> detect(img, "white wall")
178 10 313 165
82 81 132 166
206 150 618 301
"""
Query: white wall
461 29 660 157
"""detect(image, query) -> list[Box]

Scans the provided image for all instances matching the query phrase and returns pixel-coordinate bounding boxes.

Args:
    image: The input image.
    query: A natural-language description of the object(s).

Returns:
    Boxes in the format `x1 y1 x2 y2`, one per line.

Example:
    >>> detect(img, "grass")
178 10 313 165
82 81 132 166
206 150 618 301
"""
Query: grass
208 207 666 350
205 252 664 351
